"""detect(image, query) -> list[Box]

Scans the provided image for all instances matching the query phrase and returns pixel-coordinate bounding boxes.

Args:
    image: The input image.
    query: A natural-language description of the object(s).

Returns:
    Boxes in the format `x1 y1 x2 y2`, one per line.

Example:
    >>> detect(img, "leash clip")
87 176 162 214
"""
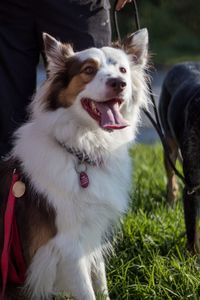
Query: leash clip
187 183 200 195
187 188 195 195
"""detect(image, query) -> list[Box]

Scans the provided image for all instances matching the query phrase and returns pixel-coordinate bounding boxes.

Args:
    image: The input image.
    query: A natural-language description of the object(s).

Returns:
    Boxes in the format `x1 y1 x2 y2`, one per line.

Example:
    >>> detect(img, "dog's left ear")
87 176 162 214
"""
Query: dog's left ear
43 33 74 74
123 28 148 66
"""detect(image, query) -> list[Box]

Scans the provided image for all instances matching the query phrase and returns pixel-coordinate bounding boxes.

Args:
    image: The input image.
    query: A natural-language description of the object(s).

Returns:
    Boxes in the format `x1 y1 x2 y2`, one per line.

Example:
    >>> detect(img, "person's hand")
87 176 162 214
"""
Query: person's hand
115 0 132 11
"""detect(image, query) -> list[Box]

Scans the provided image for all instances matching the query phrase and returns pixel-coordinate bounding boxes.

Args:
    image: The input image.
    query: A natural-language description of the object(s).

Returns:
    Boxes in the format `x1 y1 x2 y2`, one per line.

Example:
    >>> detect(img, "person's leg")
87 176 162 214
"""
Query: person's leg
0 0 40 157
86 1 111 49
36 0 111 52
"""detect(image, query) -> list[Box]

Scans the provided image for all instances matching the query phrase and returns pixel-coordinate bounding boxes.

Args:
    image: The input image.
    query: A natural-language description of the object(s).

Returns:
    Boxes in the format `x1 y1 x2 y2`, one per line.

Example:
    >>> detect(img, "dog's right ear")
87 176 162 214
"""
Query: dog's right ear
43 33 74 74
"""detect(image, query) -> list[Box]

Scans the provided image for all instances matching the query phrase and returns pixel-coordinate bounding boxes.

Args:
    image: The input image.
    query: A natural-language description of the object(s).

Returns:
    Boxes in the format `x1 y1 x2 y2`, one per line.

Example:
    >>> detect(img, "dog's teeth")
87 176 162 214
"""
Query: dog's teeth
91 101 96 110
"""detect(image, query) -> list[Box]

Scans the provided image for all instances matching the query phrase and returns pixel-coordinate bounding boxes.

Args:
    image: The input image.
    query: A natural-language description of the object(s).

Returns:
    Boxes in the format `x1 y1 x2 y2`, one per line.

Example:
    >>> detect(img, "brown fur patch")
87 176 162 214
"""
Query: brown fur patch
17 189 57 264
0 158 57 299
58 59 100 107
45 57 100 110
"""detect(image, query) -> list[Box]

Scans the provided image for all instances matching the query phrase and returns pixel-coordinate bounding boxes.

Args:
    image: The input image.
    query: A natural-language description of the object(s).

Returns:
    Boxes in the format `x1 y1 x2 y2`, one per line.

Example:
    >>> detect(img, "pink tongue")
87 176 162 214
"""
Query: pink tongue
96 101 129 130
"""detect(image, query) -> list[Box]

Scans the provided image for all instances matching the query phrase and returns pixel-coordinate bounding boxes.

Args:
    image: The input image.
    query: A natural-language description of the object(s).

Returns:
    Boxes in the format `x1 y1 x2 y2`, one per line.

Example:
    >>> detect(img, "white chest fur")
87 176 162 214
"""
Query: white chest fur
13 122 132 240
14 122 133 299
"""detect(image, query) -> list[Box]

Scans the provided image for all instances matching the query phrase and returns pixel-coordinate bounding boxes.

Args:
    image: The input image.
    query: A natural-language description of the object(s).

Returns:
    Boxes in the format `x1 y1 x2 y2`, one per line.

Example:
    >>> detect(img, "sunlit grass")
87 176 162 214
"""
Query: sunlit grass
107 144 200 299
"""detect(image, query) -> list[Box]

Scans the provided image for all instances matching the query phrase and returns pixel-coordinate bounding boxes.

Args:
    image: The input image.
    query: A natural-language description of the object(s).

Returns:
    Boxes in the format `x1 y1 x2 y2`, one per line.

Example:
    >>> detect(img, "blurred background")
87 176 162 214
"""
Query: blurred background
110 0 200 143
111 0 200 65
37 0 200 143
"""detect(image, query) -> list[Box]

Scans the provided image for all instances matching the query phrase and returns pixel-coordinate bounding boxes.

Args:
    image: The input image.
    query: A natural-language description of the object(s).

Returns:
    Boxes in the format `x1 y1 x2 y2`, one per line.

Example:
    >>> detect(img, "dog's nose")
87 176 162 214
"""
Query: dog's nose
106 78 127 93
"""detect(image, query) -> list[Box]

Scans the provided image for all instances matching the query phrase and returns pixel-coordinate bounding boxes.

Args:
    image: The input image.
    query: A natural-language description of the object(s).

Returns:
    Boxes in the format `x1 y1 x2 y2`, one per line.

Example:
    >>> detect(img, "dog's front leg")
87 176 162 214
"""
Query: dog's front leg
91 253 110 300
183 189 200 253
61 257 96 300
55 237 96 300
163 136 179 205
181 132 200 253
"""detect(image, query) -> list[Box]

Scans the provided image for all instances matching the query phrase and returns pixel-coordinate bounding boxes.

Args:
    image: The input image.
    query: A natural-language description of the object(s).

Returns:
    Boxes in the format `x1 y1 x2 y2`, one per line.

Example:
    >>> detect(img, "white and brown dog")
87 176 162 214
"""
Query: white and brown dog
0 29 149 300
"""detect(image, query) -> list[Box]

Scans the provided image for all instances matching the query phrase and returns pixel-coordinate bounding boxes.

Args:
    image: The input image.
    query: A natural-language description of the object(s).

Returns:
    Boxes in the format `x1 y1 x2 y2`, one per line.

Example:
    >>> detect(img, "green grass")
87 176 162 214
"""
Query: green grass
58 144 200 299
107 144 200 299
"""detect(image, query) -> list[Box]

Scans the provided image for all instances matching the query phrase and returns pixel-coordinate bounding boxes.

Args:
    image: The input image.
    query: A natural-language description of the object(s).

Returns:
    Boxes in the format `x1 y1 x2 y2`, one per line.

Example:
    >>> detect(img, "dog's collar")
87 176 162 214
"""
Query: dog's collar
59 143 102 166
58 142 102 188
65 146 98 166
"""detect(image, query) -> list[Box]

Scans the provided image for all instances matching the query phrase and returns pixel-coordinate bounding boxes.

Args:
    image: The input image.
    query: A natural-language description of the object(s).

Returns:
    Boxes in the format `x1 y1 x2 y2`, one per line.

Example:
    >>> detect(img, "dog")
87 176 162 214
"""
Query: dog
0 28 149 299
159 62 200 253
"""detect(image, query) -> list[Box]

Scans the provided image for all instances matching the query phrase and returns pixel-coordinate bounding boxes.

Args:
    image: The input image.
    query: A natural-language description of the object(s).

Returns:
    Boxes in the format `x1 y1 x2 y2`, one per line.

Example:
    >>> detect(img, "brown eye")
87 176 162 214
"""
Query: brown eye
83 66 96 75
120 67 127 74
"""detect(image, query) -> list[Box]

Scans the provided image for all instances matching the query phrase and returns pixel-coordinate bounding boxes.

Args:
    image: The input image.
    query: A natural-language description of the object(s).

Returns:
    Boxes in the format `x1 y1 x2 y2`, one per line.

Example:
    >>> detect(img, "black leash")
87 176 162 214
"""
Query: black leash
112 0 192 191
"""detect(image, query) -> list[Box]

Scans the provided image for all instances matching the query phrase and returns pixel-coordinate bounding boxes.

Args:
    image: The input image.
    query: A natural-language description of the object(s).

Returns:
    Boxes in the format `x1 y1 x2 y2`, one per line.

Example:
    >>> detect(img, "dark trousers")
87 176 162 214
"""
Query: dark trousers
0 0 111 157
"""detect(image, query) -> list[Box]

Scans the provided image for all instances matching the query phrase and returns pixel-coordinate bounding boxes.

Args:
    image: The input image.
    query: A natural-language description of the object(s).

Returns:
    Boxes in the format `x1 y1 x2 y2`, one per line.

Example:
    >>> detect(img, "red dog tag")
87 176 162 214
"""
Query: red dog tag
80 172 89 188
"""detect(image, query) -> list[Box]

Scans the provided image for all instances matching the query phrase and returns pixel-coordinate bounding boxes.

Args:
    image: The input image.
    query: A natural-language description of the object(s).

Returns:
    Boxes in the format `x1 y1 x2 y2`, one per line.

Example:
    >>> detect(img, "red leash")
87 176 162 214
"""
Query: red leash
0 170 26 300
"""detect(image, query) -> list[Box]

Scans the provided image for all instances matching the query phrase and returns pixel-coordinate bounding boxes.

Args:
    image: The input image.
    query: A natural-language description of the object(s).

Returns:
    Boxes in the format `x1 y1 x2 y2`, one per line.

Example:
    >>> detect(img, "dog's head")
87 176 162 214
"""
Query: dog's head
34 29 148 133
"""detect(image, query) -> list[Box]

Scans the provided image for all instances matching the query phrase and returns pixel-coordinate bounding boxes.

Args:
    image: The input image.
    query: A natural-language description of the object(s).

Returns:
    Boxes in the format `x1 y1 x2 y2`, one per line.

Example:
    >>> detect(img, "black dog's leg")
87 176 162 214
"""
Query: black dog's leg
159 79 179 205
183 189 200 253
164 136 179 205
181 123 200 253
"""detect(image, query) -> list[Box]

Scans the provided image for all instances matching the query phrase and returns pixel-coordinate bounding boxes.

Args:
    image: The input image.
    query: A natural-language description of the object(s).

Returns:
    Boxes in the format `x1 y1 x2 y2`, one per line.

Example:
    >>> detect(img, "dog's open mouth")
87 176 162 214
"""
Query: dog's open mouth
81 98 129 130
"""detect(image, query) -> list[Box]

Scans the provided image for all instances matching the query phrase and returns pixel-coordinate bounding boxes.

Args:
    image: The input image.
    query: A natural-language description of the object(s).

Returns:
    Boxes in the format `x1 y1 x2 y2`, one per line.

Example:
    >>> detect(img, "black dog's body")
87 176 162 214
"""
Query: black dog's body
159 62 200 252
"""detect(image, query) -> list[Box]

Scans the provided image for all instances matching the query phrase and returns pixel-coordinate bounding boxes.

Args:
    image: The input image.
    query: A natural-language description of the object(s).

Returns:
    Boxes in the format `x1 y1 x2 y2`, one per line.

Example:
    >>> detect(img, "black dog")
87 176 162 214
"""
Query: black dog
159 62 200 253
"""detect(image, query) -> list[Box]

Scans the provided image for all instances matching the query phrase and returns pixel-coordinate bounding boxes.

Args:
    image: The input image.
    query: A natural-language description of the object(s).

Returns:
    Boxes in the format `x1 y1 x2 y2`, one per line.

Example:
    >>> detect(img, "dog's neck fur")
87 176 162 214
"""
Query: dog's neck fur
12 108 134 168
12 106 133 194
